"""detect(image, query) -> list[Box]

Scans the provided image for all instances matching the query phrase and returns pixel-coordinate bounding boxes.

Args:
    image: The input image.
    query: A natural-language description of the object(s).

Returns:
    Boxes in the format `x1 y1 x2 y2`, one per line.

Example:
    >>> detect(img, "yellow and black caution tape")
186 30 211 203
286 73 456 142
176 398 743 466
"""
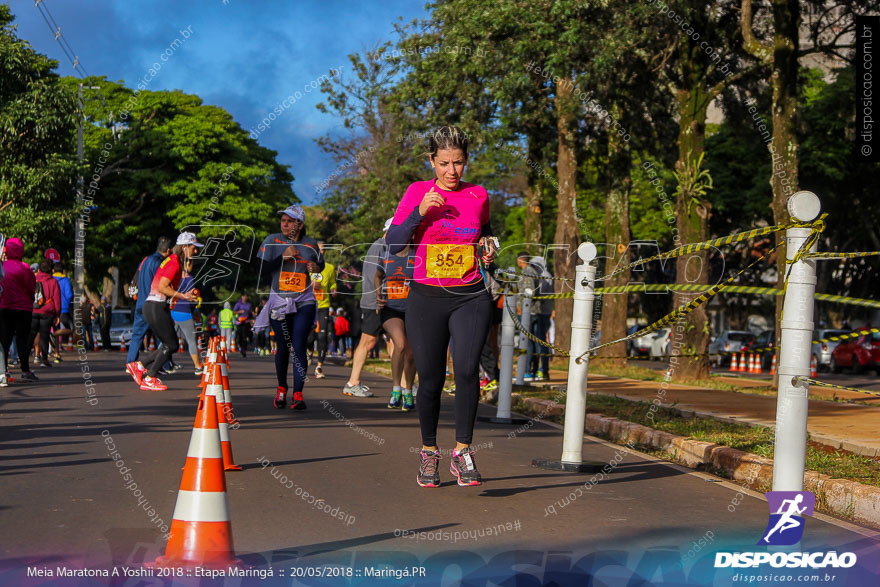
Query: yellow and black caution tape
505 304 572 357
598 217 825 282
496 269 572 282
573 242 782 364
792 376 880 399
807 251 880 260
531 285 880 310
814 293 880 309
813 328 880 344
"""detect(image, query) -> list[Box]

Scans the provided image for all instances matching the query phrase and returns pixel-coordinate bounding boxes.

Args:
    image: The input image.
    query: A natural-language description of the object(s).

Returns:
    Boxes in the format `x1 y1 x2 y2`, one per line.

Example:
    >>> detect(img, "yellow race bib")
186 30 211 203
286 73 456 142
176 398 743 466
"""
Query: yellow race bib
425 244 475 279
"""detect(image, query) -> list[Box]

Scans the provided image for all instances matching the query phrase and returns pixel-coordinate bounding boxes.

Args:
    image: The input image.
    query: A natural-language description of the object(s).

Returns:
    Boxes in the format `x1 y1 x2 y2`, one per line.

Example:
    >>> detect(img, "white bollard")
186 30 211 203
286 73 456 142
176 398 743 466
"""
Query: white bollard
515 289 533 385
772 191 822 492
533 243 603 472
478 286 527 425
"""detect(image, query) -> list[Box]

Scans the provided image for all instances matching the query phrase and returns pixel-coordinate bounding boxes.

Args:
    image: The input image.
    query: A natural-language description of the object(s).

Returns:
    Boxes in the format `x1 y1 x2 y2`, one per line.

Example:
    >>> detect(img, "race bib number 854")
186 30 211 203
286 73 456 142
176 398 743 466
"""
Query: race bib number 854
426 244 475 279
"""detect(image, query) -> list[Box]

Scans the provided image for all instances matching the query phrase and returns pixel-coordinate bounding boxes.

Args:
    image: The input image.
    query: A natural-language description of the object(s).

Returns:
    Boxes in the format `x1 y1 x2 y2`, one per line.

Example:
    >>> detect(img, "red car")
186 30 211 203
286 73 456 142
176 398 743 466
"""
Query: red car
830 331 880 374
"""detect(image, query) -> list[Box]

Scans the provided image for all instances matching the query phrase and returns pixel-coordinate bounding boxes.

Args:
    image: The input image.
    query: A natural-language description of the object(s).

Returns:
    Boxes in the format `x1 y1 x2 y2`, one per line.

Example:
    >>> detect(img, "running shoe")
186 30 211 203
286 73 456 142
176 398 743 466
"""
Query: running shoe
524 373 536 382
20 371 39 382
38 360 52 368
315 365 326 379
139 376 167 391
482 379 498 391
343 382 374 397
443 382 456 395
417 449 441 488
387 391 402 409
450 446 482 486
402 392 414 412
0 374 8 387
126 361 145 386
290 391 307 410
53 356 62 364
479 377 489 388
194 367 204 376
274 386 287 409
168 361 182 373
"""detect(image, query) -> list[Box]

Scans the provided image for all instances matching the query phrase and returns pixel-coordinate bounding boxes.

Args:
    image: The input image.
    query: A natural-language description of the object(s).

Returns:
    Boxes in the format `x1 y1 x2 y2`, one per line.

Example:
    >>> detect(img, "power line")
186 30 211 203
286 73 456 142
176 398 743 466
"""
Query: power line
33 0 89 78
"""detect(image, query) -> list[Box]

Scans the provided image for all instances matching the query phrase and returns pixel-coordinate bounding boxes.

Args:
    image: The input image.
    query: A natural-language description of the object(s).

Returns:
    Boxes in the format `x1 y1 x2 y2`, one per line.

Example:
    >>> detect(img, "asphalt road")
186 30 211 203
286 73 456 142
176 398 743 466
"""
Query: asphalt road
0 351 878 585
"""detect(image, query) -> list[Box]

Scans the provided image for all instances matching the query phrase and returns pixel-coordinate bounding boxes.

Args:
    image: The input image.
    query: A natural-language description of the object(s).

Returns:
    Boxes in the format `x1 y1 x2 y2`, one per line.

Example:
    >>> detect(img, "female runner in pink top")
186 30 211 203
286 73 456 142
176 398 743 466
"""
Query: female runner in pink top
386 126 498 488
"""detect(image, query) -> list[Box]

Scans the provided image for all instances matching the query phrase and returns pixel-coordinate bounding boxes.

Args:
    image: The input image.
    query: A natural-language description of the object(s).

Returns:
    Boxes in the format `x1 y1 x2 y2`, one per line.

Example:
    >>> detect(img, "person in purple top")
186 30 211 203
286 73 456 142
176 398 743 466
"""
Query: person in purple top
233 293 252 358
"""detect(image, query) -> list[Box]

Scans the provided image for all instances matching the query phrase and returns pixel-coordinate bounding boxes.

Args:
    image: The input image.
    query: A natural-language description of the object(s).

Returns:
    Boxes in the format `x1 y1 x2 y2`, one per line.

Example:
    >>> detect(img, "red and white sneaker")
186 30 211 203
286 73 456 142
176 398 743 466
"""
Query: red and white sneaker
126 361 146 386
139 375 167 391
274 386 287 409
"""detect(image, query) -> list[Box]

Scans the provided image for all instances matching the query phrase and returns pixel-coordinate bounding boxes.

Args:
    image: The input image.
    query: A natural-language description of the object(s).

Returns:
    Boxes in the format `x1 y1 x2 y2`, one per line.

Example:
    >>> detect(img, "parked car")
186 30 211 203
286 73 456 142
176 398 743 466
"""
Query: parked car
707 330 755 367
830 331 880 374
627 325 653 357
649 328 672 360
812 328 850 372
750 329 776 370
626 324 650 357
108 309 133 348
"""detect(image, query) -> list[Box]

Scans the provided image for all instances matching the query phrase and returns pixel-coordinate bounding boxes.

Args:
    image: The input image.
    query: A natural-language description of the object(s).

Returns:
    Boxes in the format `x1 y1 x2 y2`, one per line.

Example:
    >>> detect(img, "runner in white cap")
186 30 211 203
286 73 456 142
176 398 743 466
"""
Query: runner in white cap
255 204 324 410
128 232 201 391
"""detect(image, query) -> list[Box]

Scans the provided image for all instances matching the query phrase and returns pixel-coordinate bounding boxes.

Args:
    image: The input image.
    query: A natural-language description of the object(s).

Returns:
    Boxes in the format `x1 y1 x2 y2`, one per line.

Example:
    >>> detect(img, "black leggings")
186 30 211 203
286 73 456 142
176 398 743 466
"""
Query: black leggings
270 303 317 391
142 301 179 378
316 308 330 362
406 288 492 446
1 309 32 372
28 313 54 364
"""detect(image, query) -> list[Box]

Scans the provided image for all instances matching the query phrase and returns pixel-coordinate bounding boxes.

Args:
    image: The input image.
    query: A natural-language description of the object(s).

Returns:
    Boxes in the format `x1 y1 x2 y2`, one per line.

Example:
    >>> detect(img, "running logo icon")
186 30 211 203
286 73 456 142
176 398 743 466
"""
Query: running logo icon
759 491 815 546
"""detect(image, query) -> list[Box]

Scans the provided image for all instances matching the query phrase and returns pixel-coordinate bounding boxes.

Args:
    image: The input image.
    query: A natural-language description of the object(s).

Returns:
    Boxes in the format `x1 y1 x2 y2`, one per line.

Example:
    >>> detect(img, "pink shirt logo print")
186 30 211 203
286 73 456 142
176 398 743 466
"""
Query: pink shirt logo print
392 179 489 288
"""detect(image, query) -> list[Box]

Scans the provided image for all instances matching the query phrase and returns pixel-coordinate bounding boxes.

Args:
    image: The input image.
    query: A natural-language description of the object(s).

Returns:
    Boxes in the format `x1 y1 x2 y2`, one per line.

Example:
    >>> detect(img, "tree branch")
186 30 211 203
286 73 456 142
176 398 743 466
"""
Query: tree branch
708 60 770 100
741 0 773 61
113 191 148 220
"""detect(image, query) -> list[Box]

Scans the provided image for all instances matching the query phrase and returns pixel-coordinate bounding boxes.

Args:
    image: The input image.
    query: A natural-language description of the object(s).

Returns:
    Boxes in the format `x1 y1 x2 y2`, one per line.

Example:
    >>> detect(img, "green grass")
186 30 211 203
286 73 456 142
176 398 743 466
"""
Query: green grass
513 389 880 490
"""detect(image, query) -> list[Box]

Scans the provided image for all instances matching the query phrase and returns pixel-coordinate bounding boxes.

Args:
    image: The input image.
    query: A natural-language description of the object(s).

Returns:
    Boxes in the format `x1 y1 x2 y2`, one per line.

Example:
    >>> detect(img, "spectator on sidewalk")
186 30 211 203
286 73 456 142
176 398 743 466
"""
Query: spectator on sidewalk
29 260 62 368
0 238 38 383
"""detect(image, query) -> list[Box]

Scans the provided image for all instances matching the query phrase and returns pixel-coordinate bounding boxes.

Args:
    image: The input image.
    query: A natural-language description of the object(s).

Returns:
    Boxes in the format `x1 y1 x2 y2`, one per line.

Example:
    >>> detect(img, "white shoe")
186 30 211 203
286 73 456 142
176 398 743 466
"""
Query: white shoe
0 374 7 387
315 365 326 379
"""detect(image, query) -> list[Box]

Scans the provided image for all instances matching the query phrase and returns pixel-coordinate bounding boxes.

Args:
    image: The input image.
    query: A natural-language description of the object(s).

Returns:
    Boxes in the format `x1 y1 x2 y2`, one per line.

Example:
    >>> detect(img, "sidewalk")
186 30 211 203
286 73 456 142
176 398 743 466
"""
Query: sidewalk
531 368 880 457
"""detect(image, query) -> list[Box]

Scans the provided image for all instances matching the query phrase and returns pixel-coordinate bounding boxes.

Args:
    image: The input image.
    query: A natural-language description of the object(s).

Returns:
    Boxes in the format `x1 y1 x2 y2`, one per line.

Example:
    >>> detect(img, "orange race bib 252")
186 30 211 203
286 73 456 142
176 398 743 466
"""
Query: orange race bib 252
279 271 307 293
425 244 475 279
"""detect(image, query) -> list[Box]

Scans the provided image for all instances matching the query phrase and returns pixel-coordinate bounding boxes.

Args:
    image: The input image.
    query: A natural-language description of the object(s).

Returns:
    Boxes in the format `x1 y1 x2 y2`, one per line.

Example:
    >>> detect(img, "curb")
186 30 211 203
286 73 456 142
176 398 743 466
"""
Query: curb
515 395 880 529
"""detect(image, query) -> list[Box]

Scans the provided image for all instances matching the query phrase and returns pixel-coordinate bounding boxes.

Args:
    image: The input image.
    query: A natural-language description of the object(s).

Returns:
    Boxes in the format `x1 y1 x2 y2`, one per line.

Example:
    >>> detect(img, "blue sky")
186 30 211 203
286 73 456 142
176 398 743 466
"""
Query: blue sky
11 0 430 205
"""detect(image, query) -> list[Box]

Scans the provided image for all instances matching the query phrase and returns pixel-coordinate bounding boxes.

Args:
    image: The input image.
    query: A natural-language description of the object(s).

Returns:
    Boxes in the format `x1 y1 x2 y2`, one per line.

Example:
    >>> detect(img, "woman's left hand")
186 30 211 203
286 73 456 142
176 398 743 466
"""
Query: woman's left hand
480 237 497 265
306 261 318 273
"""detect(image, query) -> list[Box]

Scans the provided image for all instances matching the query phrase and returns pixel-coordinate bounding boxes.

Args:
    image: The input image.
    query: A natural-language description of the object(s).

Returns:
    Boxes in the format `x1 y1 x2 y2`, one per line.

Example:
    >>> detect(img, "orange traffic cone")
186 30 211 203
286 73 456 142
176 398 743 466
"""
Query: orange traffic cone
154 376 240 568
747 353 756 374
810 355 817 378
729 352 738 372
200 338 218 393
66 340 73 352
738 352 747 372
231 339 237 353
217 340 237 425
754 353 763 374
770 354 777 375
149 339 156 351
206 364 240 471
120 339 127 353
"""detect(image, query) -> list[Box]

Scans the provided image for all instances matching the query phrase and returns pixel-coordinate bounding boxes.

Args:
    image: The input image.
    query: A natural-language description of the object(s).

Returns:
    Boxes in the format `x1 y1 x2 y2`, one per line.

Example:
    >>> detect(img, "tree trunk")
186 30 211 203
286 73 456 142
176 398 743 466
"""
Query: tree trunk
552 78 580 354
672 55 712 381
598 104 631 366
770 0 800 384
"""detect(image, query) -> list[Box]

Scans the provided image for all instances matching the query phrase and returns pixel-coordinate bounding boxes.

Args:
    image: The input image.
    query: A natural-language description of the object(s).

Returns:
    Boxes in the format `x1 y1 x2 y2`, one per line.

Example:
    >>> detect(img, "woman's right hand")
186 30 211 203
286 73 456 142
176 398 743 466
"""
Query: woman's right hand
282 245 297 260
181 290 198 302
418 187 446 216
376 294 386 308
